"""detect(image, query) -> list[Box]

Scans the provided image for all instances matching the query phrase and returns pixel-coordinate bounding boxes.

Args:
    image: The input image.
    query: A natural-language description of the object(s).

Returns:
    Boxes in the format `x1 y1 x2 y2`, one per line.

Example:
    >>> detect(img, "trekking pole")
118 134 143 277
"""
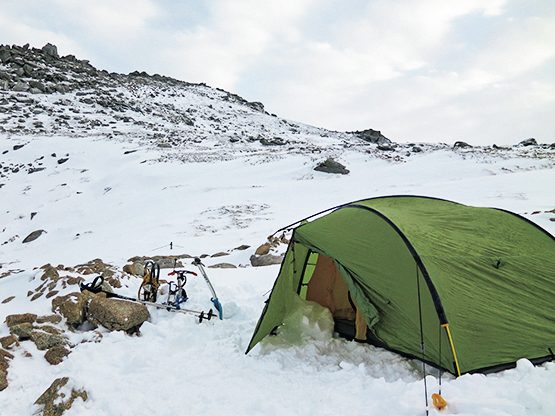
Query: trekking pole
193 257 223 320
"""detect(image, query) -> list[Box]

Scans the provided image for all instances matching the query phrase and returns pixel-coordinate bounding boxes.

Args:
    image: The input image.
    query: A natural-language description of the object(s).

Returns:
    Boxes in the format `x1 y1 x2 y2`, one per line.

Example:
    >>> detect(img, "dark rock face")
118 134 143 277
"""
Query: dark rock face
453 141 472 148
518 138 537 147
22 229 46 243
41 43 59 59
314 158 350 175
351 129 391 145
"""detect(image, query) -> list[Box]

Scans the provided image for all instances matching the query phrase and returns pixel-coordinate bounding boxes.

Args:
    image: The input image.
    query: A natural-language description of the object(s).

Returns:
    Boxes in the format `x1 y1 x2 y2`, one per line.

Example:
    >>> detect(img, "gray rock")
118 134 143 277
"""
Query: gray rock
0 349 14 391
353 129 391 145
518 138 537 147
0 48 12 63
22 229 46 243
87 297 149 332
34 377 88 416
12 81 29 92
10 323 34 340
208 263 237 269
314 158 349 175
0 71 10 81
411 146 423 153
250 253 284 267
377 143 395 151
29 80 46 92
260 137 286 146
453 141 472 148
41 43 59 59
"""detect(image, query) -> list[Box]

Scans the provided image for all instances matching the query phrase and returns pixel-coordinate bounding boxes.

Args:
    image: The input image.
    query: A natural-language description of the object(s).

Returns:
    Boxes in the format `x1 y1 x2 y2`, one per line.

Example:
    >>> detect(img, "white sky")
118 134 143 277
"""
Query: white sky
1 0 554 145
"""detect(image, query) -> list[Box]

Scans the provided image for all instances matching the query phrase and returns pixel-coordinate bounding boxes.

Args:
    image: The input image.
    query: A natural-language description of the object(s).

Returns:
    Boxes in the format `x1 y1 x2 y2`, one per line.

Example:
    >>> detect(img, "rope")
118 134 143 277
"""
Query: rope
416 265 429 415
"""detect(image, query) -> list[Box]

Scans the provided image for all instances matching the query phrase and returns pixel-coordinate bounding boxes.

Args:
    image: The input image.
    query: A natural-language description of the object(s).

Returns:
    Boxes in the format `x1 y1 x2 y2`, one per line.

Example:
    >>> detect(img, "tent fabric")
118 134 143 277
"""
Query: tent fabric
246 196 555 375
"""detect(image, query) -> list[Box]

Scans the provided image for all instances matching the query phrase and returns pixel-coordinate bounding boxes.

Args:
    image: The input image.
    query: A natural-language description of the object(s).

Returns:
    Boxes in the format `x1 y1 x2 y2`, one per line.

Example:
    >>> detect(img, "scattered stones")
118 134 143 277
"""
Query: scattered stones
314 158 349 175
87 296 149 332
22 229 46 243
34 377 88 416
44 346 71 365
250 253 284 267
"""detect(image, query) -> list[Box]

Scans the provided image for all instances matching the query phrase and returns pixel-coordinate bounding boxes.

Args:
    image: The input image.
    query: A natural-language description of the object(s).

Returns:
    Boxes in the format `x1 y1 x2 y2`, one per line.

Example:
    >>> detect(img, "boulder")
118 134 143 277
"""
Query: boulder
233 244 250 251
12 81 29 92
22 229 46 243
0 335 18 350
352 129 391 145
453 141 472 149
5 313 37 327
250 254 284 267
34 377 88 416
41 43 59 59
87 297 149 332
518 138 537 147
411 146 423 153
123 261 144 276
44 346 71 365
255 243 271 256
314 158 349 175
51 292 93 327
29 330 66 351
10 323 33 340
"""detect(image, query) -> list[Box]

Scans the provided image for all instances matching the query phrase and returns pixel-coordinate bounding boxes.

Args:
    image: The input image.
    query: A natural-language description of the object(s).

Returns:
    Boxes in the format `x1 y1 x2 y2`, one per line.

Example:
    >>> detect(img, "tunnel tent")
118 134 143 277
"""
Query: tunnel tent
246 196 555 376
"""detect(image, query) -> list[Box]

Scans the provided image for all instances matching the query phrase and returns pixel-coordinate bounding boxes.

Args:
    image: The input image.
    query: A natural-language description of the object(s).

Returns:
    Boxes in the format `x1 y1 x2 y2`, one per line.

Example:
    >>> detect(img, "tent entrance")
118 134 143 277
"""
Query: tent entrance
298 252 370 341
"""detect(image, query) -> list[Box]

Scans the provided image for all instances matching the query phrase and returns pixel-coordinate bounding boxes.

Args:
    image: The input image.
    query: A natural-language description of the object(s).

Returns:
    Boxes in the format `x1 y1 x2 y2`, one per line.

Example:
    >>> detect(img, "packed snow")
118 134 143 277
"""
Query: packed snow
1 132 554 416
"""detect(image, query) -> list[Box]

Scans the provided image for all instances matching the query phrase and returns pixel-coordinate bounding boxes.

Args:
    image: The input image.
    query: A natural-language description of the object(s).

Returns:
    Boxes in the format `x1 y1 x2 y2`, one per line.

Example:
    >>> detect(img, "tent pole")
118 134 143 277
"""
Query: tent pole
442 323 462 376
416 266 429 416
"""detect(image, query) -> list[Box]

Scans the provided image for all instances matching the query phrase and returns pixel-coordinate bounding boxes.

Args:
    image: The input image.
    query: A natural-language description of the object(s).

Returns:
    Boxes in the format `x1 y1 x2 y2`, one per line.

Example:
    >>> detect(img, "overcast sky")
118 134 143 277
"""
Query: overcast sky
1 0 554 144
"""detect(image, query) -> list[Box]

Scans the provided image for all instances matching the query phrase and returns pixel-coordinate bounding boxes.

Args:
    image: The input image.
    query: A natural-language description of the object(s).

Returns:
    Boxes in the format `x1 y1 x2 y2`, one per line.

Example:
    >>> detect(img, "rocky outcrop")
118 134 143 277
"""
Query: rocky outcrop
518 138 537 147
87 297 149 332
314 158 349 175
453 141 472 149
351 129 391 145
34 377 88 416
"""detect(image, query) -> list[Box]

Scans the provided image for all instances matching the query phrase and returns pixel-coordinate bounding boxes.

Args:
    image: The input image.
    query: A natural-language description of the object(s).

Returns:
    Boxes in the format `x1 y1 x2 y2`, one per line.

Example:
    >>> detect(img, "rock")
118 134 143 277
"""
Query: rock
2 295 15 304
211 252 229 258
0 335 18 350
34 377 88 416
41 265 60 281
10 323 34 340
208 263 237 269
453 141 472 148
29 80 46 92
260 137 286 146
22 229 46 243
233 244 250 251
0 48 12 63
30 330 66 351
250 254 284 267
57 158 69 164
44 346 70 365
255 243 271 256
87 297 149 332
314 158 349 175
377 143 395 151
51 292 92 327
41 43 59 59
36 315 63 324
5 313 37 327
0 349 14 391
518 138 537 147
12 81 29 92
353 129 391 145
123 262 144 276
411 146 423 153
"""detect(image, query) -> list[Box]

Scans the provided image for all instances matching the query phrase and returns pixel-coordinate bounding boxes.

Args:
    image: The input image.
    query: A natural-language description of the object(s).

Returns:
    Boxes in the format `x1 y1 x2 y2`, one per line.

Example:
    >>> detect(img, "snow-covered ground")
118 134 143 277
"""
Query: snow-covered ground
1 132 554 416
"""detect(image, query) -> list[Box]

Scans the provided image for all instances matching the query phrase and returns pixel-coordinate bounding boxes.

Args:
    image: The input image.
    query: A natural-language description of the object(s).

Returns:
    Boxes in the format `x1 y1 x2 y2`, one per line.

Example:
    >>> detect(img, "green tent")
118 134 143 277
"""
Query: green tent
246 196 555 375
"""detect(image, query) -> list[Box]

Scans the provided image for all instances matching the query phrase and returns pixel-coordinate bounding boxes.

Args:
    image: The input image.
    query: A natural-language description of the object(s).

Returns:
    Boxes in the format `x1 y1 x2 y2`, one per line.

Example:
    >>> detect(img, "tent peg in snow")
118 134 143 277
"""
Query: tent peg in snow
247 195 555 376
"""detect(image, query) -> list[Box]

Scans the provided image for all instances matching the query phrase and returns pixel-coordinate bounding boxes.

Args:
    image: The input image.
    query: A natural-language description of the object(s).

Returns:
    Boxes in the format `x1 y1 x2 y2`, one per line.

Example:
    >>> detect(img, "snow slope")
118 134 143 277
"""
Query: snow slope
1 131 554 416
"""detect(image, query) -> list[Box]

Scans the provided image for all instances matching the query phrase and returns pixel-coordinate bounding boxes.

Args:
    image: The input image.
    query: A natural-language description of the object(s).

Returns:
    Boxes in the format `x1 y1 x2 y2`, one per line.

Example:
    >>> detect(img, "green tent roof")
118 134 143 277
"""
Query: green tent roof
247 196 555 375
